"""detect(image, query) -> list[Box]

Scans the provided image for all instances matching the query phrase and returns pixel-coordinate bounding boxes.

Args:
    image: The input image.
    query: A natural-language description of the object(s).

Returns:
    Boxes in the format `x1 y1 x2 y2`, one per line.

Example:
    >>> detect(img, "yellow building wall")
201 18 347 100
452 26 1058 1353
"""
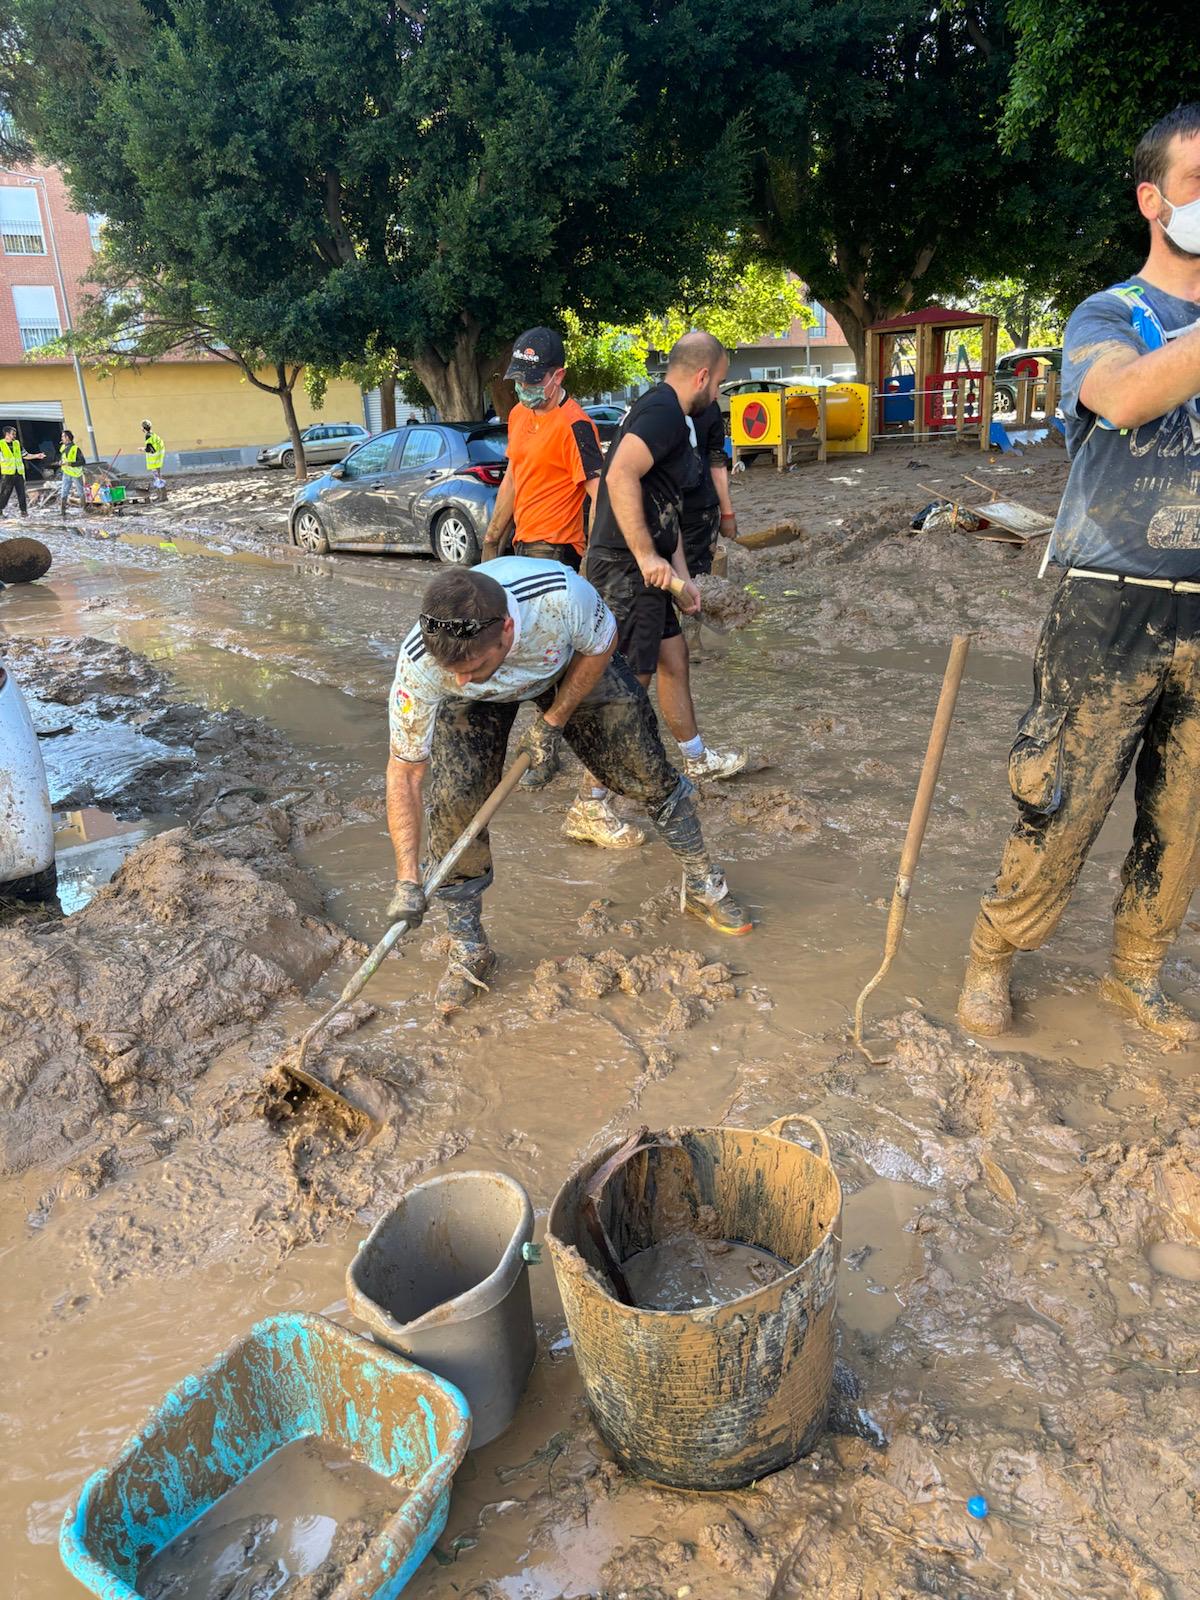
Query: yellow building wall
0 362 366 458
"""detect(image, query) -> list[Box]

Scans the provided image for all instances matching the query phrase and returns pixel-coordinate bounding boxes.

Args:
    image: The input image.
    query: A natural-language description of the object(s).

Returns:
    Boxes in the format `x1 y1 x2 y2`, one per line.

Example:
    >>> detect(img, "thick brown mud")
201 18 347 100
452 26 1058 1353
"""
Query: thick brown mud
3 443 1199 1599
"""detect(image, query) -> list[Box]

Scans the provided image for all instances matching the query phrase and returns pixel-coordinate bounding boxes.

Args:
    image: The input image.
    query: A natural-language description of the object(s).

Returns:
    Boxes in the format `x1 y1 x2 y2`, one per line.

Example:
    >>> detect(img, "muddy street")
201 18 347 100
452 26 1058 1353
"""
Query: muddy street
3 444 1200 1600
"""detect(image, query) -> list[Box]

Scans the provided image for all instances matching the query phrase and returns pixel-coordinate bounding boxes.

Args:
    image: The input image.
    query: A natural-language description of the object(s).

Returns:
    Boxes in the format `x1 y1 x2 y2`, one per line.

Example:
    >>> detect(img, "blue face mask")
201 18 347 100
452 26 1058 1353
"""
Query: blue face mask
515 379 548 409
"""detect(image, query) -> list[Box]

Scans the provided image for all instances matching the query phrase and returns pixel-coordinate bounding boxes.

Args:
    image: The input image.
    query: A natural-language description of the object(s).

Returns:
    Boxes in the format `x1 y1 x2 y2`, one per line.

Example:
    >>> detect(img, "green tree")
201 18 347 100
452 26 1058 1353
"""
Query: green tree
656 0 1127 376
43 265 315 477
562 313 647 401
1002 0 1196 163
957 277 1065 352
11 0 742 421
639 259 811 355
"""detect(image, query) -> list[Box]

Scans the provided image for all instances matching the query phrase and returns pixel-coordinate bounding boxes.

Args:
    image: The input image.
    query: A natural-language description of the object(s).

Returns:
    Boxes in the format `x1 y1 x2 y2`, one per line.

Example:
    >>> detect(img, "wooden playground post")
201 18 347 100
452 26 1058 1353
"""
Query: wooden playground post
979 316 997 450
1042 367 1060 420
816 386 828 464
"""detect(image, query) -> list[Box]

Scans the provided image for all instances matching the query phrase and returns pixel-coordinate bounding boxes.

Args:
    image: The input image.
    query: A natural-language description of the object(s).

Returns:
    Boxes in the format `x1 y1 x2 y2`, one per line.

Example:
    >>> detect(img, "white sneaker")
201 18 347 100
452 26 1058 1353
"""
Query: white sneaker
562 797 645 849
684 746 747 781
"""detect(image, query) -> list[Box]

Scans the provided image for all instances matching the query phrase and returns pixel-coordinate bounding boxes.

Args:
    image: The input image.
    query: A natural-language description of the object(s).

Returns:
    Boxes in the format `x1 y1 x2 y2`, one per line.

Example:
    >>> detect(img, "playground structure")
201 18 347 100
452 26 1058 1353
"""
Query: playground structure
727 301 1064 470
866 305 997 452
730 382 871 470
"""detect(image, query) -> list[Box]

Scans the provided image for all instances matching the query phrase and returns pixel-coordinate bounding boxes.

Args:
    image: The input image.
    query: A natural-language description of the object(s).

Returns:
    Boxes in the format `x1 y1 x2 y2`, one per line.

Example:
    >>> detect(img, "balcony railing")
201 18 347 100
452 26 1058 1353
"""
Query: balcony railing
19 323 61 351
3 230 46 255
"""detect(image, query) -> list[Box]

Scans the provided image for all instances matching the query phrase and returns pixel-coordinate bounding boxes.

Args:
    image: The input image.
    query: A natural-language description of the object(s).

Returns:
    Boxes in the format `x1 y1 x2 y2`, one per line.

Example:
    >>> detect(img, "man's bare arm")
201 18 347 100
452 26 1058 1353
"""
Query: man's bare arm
711 463 733 518
1079 329 1200 429
603 435 674 589
543 641 616 729
482 468 517 558
386 755 428 883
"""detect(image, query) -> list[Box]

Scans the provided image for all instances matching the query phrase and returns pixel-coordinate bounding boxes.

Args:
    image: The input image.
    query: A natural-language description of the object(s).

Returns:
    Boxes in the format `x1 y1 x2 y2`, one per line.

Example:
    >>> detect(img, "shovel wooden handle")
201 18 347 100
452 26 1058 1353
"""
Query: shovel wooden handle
852 634 971 1056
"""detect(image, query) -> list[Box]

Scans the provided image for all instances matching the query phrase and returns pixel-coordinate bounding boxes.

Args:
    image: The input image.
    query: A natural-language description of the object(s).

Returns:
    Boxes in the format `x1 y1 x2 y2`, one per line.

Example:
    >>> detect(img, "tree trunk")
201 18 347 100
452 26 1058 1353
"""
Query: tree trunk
411 315 490 420
277 369 307 482
825 294 868 381
379 373 397 431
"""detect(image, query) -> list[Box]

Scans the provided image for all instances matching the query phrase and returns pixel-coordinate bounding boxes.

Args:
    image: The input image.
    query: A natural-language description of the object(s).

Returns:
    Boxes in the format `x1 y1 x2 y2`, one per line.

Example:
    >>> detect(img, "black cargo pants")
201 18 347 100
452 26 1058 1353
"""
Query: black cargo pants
977 574 1200 962
427 652 689 901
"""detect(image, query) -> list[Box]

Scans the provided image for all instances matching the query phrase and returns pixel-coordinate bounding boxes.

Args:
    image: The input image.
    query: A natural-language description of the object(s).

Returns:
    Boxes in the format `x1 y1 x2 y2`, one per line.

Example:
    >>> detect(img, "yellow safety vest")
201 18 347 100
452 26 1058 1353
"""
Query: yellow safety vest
144 432 165 471
0 439 25 476
62 443 84 478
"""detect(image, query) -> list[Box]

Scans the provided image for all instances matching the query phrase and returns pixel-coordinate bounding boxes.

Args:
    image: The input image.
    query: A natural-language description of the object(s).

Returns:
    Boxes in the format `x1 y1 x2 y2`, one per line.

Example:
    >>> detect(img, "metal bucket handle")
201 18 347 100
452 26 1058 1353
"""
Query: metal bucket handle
761 1113 832 1169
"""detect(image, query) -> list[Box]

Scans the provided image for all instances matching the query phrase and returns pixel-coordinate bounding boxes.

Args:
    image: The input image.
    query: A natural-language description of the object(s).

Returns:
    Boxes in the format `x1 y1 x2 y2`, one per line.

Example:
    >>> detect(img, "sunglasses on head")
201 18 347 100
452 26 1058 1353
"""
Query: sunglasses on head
419 612 505 640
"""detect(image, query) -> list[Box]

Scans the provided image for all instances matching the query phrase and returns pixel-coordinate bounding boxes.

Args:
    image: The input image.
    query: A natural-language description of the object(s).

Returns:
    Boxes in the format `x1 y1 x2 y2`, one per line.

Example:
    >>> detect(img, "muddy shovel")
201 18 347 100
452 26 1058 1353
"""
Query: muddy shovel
667 576 731 636
280 751 533 1117
852 634 971 1063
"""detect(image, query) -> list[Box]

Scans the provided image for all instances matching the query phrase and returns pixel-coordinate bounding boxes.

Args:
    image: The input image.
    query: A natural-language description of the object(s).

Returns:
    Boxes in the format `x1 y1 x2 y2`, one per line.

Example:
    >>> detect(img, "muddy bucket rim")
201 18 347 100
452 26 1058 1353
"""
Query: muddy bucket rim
547 1115 841 1321
349 1168 534 1334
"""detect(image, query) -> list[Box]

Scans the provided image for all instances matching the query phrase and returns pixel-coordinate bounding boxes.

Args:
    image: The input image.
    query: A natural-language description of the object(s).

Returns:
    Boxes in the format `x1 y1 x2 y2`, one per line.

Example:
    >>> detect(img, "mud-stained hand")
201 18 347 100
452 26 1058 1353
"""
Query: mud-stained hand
386 879 427 927
675 578 702 615
516 716 564 789
638 553 675 591
719 512 738 540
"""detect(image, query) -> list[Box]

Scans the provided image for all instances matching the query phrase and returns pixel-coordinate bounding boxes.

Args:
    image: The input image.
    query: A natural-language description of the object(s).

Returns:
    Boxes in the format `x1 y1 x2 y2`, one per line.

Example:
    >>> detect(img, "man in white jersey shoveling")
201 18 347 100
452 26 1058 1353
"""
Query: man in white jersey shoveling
386 557 752 1013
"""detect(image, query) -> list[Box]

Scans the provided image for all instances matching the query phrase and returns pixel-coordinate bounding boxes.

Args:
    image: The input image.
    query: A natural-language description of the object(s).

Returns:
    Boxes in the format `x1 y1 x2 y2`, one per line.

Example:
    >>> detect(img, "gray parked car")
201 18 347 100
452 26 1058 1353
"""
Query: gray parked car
288 422 508 564
258 421 369 470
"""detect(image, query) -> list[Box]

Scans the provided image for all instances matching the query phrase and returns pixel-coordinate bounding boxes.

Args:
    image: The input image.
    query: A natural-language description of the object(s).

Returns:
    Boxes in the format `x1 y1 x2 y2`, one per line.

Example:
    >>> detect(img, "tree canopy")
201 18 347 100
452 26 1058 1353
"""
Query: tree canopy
11 0 743 417
1002 0 1197 164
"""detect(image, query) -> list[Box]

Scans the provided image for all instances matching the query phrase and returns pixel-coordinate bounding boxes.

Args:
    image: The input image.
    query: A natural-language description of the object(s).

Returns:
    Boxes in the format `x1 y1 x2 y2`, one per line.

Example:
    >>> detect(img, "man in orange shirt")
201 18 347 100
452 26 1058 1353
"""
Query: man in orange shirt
483 326 644 849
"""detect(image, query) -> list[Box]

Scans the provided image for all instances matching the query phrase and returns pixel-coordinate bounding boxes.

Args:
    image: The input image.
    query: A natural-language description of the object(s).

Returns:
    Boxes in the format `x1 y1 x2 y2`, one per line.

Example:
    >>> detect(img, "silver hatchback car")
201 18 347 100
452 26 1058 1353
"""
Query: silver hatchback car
257 422 369 470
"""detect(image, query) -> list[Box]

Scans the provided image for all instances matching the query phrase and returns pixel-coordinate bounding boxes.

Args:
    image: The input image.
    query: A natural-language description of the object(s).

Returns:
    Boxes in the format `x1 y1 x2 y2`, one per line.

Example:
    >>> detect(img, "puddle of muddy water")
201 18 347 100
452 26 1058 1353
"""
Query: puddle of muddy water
53 806 178 913
838 1179 930 1335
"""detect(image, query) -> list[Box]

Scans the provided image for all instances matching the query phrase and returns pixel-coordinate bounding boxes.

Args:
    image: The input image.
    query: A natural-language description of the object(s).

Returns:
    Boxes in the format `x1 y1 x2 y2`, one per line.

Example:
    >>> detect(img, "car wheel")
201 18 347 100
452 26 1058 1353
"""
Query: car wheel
433 510 480 566
281 448 295 469
292 509 330 554
993 385 1015 415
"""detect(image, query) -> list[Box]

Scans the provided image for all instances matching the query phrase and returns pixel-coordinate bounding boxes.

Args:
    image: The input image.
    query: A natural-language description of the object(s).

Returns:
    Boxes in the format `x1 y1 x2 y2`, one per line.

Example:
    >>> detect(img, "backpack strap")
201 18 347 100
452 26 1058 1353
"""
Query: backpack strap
1089 284 1168 436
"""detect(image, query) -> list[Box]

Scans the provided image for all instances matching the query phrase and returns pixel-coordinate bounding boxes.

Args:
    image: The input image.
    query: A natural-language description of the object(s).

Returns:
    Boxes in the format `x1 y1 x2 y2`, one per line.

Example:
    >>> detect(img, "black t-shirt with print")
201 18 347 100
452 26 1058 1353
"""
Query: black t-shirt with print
589 383 701 560
681 399 726 517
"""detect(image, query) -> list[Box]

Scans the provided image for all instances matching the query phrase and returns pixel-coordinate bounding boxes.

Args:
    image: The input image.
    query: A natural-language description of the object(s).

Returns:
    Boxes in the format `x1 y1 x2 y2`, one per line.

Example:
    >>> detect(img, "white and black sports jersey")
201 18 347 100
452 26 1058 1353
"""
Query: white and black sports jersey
388 557 616 762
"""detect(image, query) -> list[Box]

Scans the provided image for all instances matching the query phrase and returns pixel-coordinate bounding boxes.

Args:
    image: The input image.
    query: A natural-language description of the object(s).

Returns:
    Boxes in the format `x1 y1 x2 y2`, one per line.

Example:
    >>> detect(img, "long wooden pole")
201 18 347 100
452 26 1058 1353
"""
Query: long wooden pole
852 634 972 1060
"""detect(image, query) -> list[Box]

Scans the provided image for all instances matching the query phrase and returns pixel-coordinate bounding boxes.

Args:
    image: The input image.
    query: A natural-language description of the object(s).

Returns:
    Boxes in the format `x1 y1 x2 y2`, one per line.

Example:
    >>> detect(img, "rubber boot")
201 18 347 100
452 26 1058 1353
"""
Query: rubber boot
1099 930 1200 1042
434 896 497 1015
956 914 1017 1036
651 777 752 936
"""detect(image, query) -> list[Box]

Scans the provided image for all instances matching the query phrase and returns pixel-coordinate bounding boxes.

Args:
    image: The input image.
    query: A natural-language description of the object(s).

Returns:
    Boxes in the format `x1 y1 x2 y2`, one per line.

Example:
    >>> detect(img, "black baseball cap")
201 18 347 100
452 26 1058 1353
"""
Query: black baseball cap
504 327 565 382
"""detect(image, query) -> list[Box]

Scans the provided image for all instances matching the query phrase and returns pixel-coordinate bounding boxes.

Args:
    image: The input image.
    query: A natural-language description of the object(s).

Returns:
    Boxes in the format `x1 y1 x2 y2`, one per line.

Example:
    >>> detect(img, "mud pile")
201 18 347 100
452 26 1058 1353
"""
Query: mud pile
0 830 354 1180
695 573 761 629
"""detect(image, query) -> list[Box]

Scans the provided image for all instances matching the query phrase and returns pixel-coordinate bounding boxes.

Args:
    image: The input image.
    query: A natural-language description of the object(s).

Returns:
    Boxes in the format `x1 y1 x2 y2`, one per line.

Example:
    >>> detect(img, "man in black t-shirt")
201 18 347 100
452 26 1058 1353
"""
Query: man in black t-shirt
588 332 744 785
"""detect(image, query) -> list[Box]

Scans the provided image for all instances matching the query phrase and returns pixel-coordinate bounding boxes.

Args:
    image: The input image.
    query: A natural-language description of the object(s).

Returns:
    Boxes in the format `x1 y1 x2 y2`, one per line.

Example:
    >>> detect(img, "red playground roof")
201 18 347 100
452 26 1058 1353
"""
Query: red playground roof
870 304 991 333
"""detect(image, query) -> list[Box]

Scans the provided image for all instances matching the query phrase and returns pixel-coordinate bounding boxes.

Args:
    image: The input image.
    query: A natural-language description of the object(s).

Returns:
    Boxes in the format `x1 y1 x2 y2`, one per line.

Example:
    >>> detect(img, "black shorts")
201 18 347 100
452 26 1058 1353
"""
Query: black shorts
681 506 720 576
585 548 680 675
512 539 582 571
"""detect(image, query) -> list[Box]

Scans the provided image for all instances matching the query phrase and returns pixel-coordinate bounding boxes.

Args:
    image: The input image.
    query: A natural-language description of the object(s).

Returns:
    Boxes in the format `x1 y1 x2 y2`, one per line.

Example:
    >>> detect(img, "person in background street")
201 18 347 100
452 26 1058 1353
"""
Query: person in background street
0 425 45 518
482 326 643 849
386 562 751 1012
958 103 1200 1043
142 419 166 498
680 397 737 579
587 331 746 784
57 429 86 517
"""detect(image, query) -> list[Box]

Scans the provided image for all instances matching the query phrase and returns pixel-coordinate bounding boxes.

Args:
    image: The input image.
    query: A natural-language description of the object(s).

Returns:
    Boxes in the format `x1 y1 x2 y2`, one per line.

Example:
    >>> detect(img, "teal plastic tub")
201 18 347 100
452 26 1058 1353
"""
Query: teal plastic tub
59 1312 471 1599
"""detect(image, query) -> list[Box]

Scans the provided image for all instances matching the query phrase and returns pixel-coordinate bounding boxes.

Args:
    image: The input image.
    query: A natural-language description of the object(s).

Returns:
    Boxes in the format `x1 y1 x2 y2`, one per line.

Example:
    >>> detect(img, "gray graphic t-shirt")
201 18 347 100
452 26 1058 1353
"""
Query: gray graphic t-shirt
1051 277 1200 578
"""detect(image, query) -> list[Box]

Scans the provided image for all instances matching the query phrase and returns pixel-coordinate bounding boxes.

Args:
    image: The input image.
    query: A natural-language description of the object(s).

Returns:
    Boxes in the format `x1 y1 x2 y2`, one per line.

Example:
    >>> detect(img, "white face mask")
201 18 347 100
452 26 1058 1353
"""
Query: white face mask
1155 186 1200 256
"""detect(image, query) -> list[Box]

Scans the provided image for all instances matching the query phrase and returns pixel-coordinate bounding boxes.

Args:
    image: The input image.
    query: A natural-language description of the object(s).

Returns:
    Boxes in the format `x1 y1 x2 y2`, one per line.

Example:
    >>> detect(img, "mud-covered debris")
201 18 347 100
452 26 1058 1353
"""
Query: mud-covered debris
526 947 736 1022
695 573 762 628
0 535 52 583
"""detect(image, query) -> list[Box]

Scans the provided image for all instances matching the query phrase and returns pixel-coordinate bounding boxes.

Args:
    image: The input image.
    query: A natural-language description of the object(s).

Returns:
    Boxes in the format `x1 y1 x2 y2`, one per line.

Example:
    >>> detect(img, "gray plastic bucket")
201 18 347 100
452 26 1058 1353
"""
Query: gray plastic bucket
347 1170 536 1449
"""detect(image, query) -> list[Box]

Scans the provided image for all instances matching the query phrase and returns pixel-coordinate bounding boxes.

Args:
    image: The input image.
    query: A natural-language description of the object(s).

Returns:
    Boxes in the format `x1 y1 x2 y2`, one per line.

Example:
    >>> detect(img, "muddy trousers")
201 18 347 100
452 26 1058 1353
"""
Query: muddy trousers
426 653 712 908
975 576 1200 964
0 474 28 515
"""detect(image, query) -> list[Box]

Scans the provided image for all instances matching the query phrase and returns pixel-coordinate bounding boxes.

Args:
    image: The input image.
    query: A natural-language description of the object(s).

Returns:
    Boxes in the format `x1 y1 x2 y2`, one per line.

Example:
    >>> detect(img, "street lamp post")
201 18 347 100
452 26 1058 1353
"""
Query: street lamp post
2 166 100 459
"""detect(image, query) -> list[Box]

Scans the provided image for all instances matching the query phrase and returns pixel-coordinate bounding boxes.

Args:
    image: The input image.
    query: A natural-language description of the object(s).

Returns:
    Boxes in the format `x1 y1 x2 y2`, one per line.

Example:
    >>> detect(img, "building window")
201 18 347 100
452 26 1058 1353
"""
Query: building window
0 185 45 255
12 284 61 351
808 300 828 338
87 213 106 251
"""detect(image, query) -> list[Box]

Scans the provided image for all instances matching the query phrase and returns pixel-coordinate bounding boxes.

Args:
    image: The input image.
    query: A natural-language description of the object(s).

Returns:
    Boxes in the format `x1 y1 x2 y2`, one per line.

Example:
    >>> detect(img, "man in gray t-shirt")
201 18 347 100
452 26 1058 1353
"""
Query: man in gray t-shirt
958 104 1200 1044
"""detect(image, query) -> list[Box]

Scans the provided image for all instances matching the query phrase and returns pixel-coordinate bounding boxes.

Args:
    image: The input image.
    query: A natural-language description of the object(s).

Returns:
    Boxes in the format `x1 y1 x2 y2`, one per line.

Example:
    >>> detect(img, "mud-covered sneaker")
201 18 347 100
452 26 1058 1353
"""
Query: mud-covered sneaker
1099 969 1200 1041
562 796 645 849
684 746 747 782
956 951 1015 1036
683 873 752 936
434 944 497 1015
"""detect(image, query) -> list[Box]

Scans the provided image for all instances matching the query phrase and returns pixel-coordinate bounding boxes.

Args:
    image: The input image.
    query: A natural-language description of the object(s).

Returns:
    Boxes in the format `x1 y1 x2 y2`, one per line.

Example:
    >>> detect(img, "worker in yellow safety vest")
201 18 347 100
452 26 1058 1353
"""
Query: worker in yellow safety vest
142 418 167 498
0 424 46 519
58 428 86 517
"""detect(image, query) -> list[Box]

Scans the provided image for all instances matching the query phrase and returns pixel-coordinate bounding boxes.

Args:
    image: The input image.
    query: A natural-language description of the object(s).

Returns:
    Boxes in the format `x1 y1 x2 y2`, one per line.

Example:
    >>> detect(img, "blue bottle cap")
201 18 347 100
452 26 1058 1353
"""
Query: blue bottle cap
967 1495 989 1519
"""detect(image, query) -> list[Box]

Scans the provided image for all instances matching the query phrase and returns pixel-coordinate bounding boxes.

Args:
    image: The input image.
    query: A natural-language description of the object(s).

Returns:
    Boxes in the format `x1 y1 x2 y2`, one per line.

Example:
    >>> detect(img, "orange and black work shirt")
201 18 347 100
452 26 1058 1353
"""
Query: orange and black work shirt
506 395 603 557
